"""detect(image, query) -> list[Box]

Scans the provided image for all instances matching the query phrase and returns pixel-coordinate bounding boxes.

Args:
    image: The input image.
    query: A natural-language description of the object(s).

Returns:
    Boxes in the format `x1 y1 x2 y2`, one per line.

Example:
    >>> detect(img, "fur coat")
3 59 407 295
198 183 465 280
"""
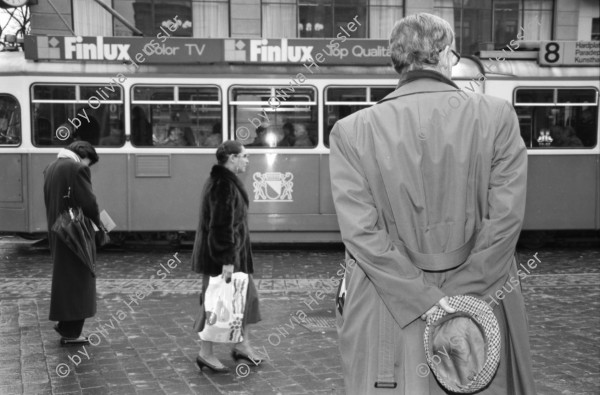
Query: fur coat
191 164 254 276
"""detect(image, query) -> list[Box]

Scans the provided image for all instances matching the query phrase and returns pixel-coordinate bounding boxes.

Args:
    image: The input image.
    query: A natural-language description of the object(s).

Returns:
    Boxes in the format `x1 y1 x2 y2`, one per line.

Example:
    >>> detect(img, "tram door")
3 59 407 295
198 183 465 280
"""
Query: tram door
229 86 327 234
0 94 25 231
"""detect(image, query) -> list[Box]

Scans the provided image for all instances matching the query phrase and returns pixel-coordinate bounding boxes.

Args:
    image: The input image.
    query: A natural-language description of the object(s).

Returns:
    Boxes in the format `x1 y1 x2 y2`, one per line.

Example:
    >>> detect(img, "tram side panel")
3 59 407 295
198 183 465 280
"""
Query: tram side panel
484 78 600 231
28 153 129 233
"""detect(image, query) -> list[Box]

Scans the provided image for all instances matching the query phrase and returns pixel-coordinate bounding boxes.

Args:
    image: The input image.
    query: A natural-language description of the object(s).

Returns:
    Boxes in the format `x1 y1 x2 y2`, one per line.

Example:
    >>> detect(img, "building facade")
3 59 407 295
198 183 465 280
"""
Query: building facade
29 0 599 56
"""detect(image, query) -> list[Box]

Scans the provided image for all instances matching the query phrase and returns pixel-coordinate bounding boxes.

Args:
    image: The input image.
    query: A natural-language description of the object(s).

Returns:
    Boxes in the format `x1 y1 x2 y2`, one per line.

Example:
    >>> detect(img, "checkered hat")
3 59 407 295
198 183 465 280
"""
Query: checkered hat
423 295 501 393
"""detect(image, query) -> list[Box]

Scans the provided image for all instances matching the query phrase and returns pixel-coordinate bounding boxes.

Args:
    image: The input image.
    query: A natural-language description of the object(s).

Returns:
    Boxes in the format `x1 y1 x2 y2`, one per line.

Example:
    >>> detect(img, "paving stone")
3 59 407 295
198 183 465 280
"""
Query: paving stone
0 240 599 394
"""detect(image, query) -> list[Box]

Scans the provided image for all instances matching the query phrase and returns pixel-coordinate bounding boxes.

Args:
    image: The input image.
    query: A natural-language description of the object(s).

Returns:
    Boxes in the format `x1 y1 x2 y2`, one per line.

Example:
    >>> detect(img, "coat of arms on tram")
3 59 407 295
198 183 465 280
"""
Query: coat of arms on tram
252 172 294 202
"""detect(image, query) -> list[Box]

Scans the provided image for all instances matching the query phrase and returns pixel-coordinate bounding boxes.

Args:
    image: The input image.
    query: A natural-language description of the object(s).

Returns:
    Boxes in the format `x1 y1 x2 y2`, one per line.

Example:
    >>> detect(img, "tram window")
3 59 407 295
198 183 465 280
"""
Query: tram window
371 87 396 102
0 95 21 146
324 86 394 147
33 85 75 101
514 88 598 149
230 86 318 148
514 89 554 104
80 85 122 102
557 89 598 104
131 85 222 148
133 86 174 101
31 84 125 147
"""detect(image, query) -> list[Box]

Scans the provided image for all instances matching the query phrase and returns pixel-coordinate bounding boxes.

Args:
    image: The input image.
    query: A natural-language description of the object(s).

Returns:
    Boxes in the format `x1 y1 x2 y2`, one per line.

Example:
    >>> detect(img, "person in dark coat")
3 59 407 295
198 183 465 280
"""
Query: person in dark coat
191 140 261 372
43 141 102 344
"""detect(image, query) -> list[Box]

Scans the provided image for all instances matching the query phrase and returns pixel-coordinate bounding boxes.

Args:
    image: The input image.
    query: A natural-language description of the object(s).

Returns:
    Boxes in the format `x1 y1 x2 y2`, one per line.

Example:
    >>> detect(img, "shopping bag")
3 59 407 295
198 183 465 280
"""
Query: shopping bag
199 272 248 343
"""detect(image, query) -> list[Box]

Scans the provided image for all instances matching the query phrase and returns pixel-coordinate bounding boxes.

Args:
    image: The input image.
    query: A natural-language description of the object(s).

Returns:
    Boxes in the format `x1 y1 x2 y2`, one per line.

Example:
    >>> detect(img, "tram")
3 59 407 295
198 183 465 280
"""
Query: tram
0 46 598 243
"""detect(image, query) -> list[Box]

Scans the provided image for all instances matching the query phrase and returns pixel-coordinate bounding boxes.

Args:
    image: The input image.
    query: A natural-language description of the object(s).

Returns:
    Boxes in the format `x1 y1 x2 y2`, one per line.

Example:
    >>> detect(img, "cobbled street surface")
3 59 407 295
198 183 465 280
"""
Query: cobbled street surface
0 236 598 395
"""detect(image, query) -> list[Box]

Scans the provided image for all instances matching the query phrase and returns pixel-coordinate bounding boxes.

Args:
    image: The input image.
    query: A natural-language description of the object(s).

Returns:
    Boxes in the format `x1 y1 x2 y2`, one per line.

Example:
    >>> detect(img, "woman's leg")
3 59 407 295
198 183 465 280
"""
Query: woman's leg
57 319 85 338
198 340 227 368
232 329 263 363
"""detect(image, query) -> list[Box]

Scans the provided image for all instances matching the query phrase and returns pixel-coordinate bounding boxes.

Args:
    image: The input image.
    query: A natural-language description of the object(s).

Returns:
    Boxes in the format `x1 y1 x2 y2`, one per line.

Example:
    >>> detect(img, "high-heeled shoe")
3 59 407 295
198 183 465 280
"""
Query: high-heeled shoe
195 355 229 373
231 349 263 365
60 336 89 345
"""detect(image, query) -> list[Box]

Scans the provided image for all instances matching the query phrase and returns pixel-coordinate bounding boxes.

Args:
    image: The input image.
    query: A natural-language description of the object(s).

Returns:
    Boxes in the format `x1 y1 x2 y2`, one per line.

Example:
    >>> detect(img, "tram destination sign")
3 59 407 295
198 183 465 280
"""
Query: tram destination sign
539 41 600 66
24 36 391 66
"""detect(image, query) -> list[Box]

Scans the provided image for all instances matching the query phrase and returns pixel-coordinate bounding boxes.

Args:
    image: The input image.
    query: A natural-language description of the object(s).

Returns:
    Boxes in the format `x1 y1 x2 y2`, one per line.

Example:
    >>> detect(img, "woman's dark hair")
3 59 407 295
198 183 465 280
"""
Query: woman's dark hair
216 140 243 165
67 141 99 166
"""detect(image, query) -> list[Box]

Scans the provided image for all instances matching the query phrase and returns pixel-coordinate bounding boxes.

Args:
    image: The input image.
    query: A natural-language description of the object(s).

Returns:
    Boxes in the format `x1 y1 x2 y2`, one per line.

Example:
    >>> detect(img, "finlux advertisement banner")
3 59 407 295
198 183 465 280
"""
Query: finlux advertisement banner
24 36 391 66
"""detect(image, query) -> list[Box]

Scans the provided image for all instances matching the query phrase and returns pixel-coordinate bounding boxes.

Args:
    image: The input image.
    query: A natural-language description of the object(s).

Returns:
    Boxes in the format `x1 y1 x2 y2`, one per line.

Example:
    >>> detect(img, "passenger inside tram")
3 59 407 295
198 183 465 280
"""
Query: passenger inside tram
99 120 125 146
203 123 223 147
549 125 583 147
160 127 189 147
131 106 152 146
293 123 312 147
73 107 100 145
280 122 296 146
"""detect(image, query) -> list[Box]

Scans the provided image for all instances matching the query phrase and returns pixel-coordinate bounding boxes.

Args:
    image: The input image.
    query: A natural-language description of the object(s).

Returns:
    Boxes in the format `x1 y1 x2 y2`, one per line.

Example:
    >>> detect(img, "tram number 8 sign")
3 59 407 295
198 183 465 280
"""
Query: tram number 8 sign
543 42 560 64
539 41 600 67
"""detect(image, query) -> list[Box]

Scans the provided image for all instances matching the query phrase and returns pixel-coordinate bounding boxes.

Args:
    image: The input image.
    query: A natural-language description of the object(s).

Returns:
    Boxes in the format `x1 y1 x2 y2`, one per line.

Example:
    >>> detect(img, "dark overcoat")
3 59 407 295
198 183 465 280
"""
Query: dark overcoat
330 70 536 394
44 157 100 322
191 164 254 275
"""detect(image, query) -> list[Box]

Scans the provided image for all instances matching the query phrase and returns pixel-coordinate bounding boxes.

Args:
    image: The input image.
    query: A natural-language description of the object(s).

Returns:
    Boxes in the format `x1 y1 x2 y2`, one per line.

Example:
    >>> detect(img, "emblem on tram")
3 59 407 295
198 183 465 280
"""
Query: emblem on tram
253 172 294 202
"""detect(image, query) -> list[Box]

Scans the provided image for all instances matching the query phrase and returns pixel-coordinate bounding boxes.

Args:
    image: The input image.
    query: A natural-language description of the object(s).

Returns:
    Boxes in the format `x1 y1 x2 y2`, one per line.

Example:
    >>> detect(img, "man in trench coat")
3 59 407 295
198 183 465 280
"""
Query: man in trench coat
329 13 537 394
44 141 101 343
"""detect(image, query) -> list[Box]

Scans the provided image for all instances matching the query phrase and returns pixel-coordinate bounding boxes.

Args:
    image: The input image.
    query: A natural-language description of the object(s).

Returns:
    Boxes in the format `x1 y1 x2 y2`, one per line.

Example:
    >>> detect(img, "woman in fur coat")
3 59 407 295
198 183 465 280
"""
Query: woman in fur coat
191 140 262 372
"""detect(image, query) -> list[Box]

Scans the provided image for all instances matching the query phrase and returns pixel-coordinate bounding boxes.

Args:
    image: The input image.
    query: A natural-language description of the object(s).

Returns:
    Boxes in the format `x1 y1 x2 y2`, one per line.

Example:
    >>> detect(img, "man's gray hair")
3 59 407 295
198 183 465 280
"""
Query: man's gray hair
389 13 454 76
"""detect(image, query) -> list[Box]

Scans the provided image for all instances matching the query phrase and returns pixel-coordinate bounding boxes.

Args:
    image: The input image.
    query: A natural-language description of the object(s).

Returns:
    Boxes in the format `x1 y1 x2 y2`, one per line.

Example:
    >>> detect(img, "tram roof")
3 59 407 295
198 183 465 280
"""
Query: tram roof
1 51 597 80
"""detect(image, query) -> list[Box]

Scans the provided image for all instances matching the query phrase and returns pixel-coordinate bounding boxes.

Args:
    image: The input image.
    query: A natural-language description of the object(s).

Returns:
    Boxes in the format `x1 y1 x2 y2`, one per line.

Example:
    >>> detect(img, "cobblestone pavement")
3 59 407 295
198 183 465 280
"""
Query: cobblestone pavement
0 236 598 395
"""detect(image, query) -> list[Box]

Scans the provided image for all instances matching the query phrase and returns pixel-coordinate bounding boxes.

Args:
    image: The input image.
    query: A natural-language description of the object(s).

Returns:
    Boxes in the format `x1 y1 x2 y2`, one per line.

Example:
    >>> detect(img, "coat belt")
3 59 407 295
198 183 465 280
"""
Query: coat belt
401 233 477 272
346 234 476 390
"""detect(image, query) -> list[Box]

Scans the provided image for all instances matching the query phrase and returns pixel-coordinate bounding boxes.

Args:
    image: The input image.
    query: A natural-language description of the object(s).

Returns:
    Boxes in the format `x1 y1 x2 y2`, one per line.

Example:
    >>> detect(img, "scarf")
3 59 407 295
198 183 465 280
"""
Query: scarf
57 148 81 162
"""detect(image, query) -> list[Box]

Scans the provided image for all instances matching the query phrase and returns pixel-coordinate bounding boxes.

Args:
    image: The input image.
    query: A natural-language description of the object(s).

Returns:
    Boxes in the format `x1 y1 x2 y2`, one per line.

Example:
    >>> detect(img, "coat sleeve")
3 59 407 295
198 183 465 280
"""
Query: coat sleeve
330 122 445 329
72 166 101 228
442 101 527 297
207 180 238 268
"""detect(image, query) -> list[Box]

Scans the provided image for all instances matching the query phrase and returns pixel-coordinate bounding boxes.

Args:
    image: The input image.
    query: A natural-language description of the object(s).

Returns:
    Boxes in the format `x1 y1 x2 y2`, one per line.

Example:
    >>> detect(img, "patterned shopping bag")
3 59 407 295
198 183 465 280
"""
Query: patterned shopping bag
199 272 248 343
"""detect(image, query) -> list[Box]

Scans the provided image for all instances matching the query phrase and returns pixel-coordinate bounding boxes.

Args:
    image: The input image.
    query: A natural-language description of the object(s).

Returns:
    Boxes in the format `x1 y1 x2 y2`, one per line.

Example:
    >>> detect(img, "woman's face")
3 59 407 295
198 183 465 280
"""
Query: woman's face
170 128 183 140
233 147 249 173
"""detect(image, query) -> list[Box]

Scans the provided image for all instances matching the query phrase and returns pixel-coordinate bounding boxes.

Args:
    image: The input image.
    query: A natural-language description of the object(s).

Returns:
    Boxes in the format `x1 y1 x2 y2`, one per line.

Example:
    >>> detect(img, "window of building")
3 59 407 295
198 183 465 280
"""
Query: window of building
434 0 553 55
263 0 297 38
73 0 113 36
194 0 229 37
230 86 318 148
514 88 598 149
114 0 193 37
298 0 367 38
131 85 222 147
324 86 394 147
369 0 403 39
592 18 600 41
0 95 20 146
31 84 124 147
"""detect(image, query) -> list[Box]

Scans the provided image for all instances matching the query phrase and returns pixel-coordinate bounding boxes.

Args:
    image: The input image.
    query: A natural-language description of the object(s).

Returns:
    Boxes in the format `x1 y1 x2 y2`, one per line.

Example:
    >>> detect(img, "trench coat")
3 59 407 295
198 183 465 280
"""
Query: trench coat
43 158 100 322
329 70 536 394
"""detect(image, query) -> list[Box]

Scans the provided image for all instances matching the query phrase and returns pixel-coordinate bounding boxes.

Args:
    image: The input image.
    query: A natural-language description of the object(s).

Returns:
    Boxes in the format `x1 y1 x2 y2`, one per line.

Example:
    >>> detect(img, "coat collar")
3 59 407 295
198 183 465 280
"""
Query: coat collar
378 70 460 104
211 164 249 206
